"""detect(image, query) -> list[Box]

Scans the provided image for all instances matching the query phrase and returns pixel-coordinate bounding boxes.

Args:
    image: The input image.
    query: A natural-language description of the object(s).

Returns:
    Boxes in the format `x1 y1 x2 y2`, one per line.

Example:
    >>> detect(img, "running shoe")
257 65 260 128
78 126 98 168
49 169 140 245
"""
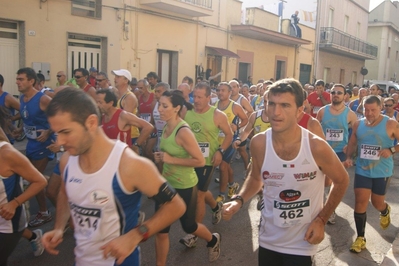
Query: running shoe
215 194 225 203
208 233 221 262
212 201 223 225
30 229 44 257
327 211 336 225
380 204 391 230
349 237 366 253
28 211 52 227
179 234 198 248
227 182 240 198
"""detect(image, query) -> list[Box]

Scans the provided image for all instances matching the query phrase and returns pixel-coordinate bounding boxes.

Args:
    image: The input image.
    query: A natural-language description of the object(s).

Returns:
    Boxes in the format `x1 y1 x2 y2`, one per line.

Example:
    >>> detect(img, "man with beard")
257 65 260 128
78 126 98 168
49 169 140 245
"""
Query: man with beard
317 84 357 224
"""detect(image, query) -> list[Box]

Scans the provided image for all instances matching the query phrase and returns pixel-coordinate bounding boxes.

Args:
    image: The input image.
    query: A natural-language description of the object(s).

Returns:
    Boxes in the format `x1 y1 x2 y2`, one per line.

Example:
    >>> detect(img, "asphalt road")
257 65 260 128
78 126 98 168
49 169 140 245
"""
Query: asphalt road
6 146 399 266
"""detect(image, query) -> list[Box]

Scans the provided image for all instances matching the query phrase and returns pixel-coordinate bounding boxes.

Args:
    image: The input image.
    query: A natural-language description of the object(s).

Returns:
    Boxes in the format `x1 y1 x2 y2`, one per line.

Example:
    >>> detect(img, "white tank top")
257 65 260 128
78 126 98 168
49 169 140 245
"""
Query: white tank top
259 127 325 256
153 101 166 150
64 141 142 265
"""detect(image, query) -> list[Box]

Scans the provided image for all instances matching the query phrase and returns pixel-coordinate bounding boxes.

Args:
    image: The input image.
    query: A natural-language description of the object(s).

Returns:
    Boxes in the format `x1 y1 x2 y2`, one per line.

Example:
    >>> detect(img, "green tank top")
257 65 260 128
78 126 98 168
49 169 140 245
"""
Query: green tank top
185 106 219 166
160 120 198 189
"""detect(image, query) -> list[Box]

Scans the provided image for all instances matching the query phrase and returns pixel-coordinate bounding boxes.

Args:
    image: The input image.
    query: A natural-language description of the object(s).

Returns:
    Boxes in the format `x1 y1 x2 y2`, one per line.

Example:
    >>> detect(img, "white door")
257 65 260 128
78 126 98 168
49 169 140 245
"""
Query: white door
0 20 19 96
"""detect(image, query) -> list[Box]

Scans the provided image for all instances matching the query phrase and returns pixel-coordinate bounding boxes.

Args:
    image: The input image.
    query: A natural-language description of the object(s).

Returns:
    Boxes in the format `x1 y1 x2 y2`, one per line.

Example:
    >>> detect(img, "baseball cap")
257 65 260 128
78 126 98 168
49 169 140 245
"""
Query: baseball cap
89 67 97 72
112 69 132 81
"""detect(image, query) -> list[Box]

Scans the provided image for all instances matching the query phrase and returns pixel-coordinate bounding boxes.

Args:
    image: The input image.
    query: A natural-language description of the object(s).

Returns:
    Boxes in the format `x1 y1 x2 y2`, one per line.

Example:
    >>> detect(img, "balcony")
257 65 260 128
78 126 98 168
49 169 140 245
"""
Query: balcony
140 0 213 17
319 27 377 60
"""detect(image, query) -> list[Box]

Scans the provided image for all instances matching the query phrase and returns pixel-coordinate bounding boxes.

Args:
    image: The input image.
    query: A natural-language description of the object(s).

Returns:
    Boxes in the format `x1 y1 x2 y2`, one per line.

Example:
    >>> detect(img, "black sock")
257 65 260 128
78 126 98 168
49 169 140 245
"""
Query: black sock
29 232 37 241
212 204 220 212
207 235 217 247
381 204 389 216
354 212 367 238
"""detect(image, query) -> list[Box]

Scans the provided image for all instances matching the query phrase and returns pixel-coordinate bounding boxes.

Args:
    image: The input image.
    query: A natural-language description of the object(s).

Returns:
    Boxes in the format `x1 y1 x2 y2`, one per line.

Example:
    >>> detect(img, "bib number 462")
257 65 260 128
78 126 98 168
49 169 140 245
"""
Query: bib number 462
279 209 303 220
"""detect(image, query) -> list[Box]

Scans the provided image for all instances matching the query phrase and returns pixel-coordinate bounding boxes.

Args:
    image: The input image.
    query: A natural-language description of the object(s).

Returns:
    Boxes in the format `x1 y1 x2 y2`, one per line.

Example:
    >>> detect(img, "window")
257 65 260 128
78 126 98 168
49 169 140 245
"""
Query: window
72 0 102 19
323 68 331 83
344 15 349 33
351 71 357 85
328 8 334 27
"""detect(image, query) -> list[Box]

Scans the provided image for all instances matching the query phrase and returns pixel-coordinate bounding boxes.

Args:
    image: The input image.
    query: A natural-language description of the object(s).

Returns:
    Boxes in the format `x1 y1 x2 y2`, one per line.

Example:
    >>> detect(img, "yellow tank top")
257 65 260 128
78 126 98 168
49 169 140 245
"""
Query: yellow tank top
253 110 271 134
117 91 139 139
215 99 238 144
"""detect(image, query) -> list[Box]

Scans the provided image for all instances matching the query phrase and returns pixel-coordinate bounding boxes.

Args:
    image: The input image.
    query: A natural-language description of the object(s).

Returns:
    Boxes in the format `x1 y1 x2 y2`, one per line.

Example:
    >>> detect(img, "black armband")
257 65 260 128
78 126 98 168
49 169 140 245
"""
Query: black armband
151 182 177 205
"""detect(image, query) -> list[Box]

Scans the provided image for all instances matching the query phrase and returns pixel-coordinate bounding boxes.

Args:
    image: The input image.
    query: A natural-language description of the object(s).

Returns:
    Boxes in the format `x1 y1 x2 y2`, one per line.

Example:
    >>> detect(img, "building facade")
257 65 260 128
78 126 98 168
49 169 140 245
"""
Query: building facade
366 0 399 82
316 0 377 86
0 0 315 96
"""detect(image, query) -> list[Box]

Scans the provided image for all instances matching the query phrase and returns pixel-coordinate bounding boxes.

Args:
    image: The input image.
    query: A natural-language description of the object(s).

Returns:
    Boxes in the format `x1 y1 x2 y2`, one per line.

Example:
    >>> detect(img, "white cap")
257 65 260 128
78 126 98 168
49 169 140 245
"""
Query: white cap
112 69 132 81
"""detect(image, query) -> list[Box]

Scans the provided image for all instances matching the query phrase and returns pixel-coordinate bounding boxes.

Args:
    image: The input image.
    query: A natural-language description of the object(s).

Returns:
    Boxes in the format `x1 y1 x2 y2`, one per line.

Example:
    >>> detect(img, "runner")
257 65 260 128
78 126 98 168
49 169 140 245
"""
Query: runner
73 68 96 99
153 90 221 264
307 79 331 117
42 88 185 265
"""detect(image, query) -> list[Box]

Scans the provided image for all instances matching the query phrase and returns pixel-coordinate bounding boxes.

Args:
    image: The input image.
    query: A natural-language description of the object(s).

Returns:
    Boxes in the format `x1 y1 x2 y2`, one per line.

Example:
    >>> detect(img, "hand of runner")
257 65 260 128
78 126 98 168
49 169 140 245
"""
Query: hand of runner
342 159 353 168
36 129 51 142
211 151 222 166
222 201 240 221
42 229 64 255
0 201 17 220
304 218 325 245
101 233 138 265
379 148 392 158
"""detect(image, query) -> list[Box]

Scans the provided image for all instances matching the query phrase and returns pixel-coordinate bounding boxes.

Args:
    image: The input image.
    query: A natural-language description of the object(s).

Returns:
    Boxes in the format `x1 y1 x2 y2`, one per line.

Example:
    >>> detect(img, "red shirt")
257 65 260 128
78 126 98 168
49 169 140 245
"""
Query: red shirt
139 93 154 122
298 112 311 129
307 91 331 117
394 103 399 112
102 109 132 146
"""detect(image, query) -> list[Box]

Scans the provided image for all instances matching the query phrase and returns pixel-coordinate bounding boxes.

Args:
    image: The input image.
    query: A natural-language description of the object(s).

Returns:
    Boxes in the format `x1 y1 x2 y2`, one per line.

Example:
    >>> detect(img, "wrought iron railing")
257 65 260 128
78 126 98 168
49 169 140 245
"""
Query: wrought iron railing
320 27 378 57
178 0 212 9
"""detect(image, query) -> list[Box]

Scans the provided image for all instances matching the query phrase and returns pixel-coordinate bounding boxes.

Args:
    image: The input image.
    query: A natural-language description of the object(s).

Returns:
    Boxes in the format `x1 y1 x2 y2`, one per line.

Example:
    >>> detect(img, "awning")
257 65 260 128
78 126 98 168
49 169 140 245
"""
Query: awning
206 46 240 58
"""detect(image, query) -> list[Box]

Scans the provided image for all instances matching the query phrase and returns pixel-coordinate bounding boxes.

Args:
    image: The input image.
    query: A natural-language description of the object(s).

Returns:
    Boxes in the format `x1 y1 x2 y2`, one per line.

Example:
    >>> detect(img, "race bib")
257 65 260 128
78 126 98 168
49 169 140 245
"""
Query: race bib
273 199 311 227
198 142 210 158
360 144 381 160
70 203 101 238
24 125 37 139
140 113 151 122
312 106 321 114
326 129 344 141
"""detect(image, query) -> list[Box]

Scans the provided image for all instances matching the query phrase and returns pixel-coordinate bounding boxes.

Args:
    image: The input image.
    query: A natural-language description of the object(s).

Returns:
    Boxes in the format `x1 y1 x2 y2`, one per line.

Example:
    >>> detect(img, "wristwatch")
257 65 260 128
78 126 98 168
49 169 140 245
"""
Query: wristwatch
137 224 149 242
133 142 140 147
230 195 244 208
217 147 225 155
390 146 396 154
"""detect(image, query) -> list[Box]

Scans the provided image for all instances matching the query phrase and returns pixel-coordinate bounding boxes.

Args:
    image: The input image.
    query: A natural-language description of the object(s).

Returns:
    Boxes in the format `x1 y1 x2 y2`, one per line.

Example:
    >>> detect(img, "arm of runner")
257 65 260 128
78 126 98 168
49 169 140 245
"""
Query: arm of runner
319 92 330 106
101 150 185 264
120 111 153 146
234 103 249 129
159 127 205 167
233 111 255 149
344 120 359 167
305 134 349 245
307 117 326 139
87 87 97 100
315 106 324 122
5 94 21 121
0 144 47 220
37 94 53 142
347 109 358 129
223 132 265 220
122 93 138 114
241 97 254 116
213 110 233 166
381 119 399 158
42 153 71 255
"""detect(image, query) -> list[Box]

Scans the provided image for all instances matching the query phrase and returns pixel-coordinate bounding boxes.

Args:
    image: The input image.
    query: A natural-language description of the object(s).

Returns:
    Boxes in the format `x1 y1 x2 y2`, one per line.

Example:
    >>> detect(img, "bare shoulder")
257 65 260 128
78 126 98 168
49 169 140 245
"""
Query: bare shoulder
308 130 330 155
59 152 72 174
251 131 266 151
119 147 158 180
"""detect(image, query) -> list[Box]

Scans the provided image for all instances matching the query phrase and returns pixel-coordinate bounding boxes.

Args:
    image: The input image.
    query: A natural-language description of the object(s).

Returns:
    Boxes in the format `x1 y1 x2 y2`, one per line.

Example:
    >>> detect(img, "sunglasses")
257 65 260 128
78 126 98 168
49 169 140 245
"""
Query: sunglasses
74 76 83 79
385 104 393 107
96 79 105 82
330 91 344 95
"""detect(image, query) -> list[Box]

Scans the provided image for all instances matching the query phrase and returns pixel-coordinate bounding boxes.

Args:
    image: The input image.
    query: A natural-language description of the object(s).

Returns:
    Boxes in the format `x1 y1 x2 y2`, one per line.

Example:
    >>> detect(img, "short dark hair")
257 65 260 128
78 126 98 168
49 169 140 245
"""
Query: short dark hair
37 73 45 83
315 79 325 87
183 76 194 85
17 67 38 81
363 95 381 106
0 74 4 87
195 82 211 96
332 84 346 94
268 78 304 108
161 90 193 115
146 71 158 80
46 87 101 127
96 89 117 107
74 68 89 77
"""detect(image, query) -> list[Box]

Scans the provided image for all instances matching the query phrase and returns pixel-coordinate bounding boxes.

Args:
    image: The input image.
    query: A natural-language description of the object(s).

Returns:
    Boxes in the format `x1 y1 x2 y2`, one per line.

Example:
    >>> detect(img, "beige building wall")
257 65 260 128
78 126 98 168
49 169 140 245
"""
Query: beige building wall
316 0 371 85
0 0 314 96
366 1 399 81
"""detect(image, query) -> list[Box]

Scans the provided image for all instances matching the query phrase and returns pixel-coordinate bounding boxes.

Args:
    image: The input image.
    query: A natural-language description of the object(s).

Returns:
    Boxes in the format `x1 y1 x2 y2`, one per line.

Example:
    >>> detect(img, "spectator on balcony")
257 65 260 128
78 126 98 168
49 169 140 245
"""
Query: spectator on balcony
291 11 302 38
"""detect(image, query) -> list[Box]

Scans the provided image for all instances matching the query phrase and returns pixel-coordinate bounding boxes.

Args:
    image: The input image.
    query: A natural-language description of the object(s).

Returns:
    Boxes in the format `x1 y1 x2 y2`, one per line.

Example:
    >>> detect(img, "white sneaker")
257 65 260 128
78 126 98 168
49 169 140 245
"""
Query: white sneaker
179 234 198 248
208 233 221 262
212 201 223 225
30 229 44 257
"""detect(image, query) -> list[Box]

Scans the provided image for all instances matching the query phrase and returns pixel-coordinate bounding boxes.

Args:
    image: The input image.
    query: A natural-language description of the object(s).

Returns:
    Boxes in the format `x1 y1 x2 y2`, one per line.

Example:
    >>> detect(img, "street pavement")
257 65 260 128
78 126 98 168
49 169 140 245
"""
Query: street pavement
7 140 399 265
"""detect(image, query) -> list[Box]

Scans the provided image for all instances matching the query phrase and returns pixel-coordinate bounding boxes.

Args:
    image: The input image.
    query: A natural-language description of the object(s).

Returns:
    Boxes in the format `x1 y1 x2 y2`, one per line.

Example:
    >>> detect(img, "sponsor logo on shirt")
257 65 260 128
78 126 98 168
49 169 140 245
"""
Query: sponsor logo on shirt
191 122 202 133
69 176 82 184
279 189 301 202
262 171 284 180
293 171 317 181
90 190 109 205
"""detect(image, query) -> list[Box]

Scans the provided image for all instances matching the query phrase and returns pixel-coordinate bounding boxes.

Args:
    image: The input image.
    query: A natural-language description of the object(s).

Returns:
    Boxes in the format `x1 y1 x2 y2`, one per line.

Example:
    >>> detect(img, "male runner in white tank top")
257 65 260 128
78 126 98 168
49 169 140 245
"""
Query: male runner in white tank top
223 78 349 266
41 88 185 266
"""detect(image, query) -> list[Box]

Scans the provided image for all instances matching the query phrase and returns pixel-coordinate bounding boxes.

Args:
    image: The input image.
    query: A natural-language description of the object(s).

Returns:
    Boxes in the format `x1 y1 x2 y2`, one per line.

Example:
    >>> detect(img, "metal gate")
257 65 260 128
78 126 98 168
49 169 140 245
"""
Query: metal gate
67 33 101 79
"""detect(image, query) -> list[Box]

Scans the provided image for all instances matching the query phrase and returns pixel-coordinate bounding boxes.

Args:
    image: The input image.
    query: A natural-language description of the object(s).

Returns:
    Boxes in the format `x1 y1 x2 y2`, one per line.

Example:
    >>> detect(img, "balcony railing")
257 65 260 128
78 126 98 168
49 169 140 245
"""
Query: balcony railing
319 27 378 59
179 0 212 9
